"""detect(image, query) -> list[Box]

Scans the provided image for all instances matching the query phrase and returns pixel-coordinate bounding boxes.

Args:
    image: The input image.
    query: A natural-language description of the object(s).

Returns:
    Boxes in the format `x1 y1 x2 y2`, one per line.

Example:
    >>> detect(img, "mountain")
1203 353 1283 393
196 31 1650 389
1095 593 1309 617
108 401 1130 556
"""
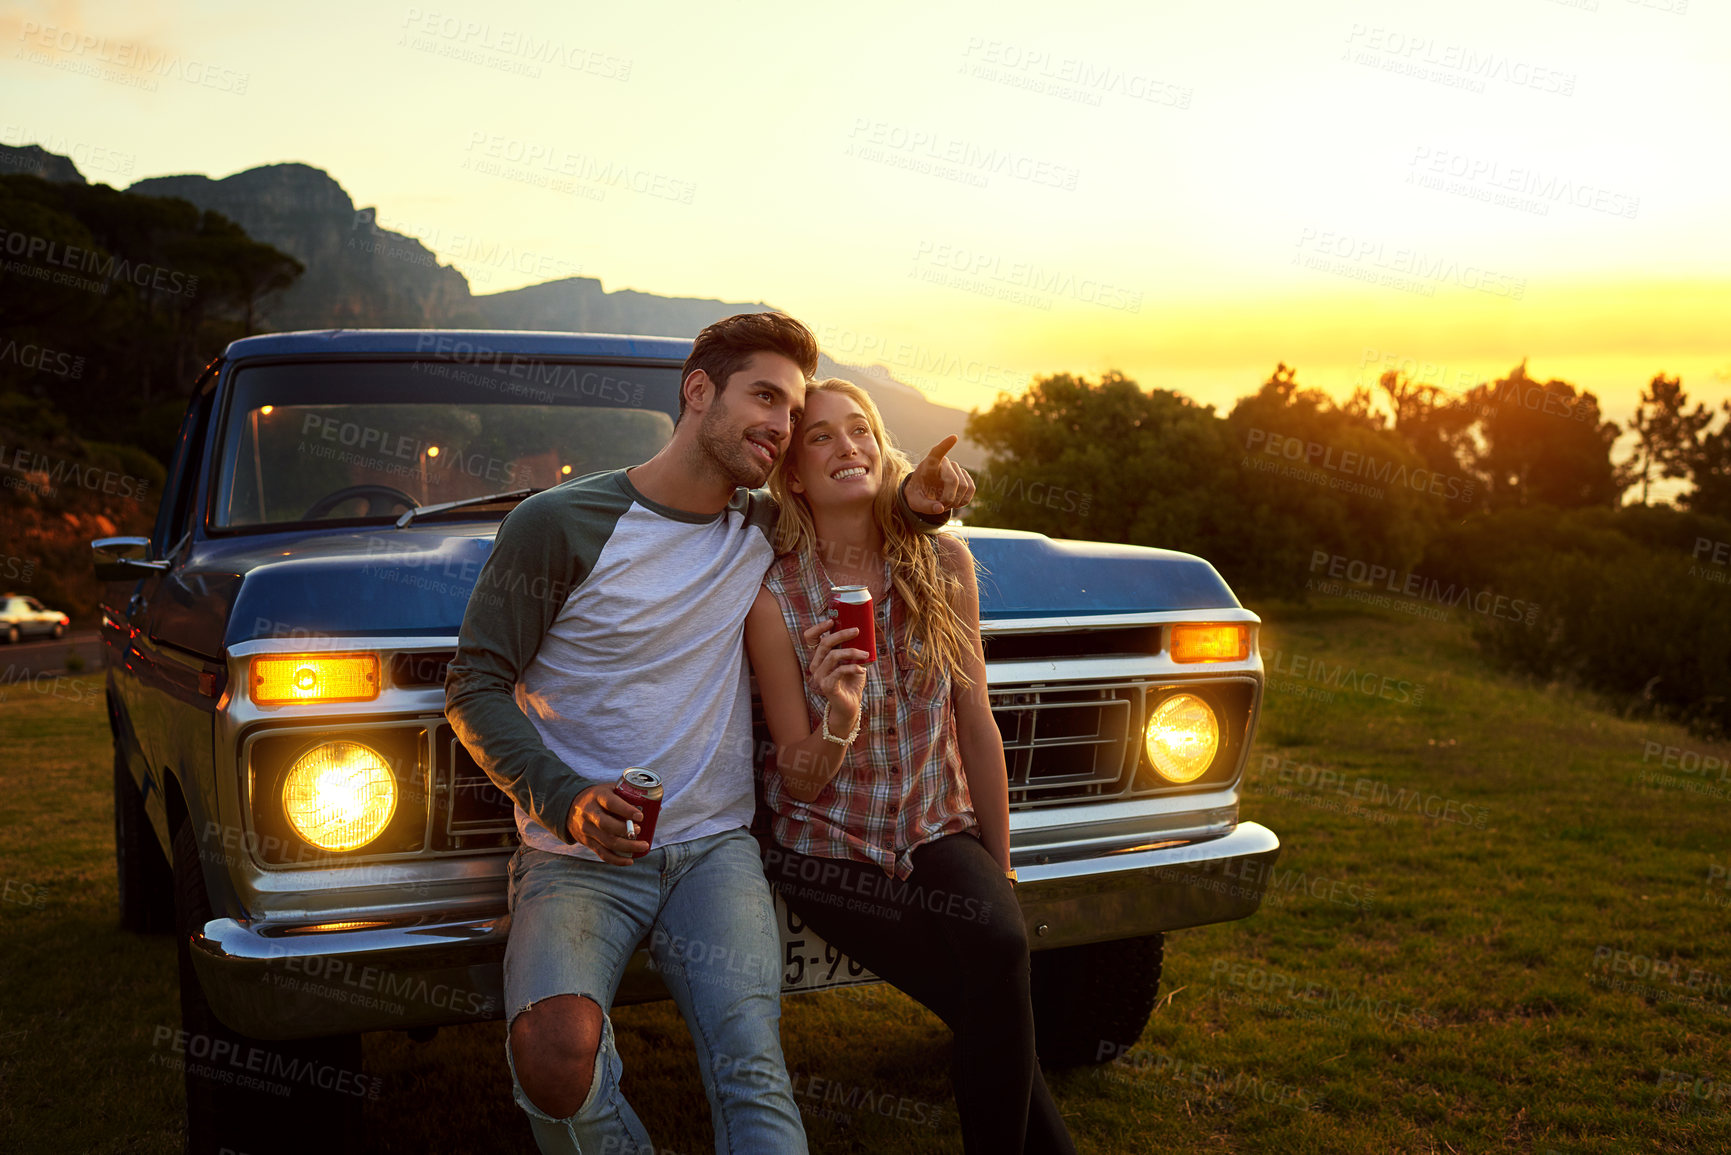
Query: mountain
0 144 87 183
128 164 470 329
12 148 983 463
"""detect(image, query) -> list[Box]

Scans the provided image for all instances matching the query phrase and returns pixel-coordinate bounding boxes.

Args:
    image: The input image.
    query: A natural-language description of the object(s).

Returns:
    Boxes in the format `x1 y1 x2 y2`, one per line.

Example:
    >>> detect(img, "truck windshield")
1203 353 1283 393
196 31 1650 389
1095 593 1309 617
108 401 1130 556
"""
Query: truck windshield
212 359 681 528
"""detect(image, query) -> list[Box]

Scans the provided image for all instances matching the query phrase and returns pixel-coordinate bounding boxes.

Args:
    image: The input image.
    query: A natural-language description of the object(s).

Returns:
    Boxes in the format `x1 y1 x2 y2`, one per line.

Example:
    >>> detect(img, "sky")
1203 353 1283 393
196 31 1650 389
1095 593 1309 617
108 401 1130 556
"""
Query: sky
4 0 1727 461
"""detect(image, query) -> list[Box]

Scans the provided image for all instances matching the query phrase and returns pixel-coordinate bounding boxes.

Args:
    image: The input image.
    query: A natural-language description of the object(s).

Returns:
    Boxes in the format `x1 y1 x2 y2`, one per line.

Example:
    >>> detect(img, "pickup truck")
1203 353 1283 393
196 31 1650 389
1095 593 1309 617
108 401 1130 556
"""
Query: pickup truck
97 328 1280 1154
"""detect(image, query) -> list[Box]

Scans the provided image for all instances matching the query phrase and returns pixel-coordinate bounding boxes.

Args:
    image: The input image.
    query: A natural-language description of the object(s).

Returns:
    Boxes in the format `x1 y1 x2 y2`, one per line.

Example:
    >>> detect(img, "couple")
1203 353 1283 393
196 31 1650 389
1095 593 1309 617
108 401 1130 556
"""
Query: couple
446 311 1076 1154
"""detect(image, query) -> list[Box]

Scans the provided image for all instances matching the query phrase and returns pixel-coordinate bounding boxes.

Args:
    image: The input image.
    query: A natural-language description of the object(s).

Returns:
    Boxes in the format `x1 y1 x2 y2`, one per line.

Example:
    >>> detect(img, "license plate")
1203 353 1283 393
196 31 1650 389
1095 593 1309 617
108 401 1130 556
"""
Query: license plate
774 891 878 993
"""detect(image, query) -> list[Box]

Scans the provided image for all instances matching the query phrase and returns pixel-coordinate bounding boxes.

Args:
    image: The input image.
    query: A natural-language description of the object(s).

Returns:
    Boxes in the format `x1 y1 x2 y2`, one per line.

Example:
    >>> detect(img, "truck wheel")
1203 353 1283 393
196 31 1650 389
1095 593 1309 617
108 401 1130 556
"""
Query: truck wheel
114 753 174 933
171 817 366 1155
1030 933 1164 1069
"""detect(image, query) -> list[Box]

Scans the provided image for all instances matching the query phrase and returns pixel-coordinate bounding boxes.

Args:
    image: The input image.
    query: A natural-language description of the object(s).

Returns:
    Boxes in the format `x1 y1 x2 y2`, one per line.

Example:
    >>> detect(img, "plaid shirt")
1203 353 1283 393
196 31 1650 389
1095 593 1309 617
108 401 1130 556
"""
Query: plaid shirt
760 546 976 879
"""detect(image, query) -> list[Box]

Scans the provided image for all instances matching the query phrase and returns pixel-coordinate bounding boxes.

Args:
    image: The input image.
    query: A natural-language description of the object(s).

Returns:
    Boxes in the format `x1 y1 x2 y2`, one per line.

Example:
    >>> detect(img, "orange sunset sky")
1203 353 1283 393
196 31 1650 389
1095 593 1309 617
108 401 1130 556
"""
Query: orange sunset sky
4 0 1726 454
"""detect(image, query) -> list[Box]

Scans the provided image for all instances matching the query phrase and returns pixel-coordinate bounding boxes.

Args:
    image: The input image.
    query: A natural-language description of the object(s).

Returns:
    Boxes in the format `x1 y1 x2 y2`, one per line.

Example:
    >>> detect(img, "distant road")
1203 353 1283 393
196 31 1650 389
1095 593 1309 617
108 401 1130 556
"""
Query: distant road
0 630 103 678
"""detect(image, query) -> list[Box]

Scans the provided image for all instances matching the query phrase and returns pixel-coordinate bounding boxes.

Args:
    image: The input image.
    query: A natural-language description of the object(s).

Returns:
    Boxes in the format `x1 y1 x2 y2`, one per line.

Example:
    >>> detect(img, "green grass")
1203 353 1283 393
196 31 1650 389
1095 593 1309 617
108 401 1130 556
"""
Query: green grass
3 605 1729 1153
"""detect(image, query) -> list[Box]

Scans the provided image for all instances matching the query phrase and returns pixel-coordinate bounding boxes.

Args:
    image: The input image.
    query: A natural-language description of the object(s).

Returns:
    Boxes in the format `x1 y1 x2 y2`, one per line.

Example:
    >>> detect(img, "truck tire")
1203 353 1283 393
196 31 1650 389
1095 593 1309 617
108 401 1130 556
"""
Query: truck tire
171 816 366 1155
1030 933 1164 1069
114 753 174 933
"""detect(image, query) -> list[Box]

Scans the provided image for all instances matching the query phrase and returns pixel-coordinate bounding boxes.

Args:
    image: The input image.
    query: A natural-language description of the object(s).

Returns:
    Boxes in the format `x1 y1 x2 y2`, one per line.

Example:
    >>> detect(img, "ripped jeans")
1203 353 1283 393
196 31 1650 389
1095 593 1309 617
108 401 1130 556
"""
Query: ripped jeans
503 826 807 1154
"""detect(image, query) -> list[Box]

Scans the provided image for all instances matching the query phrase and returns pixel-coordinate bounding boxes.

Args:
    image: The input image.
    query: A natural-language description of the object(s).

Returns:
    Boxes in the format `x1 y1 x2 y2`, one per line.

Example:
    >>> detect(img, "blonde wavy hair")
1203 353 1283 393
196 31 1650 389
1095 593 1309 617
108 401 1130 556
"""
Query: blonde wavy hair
768 377 975 688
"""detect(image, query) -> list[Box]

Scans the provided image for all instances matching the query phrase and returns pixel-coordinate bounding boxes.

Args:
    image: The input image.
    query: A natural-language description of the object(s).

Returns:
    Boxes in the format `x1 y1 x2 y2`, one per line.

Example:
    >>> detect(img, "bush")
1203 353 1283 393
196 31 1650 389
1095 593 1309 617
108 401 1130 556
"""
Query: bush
1463 507 1731 734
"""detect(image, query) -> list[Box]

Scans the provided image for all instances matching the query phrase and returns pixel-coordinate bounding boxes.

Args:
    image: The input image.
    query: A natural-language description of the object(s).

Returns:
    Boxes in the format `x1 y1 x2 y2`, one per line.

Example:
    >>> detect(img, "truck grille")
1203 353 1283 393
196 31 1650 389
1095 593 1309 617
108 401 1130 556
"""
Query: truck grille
992 683 1143 807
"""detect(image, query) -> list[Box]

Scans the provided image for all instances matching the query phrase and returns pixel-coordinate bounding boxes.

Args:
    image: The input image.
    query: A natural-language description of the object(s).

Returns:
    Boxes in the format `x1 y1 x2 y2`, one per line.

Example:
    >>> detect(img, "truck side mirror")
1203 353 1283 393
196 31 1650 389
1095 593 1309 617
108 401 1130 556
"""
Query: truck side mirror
92 537 169 581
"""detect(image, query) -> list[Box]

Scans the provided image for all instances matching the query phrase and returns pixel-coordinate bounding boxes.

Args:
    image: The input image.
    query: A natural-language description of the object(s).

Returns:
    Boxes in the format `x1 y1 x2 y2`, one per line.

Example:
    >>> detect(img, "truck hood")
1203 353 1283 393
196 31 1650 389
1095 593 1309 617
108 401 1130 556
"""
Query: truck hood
149 522 1240 655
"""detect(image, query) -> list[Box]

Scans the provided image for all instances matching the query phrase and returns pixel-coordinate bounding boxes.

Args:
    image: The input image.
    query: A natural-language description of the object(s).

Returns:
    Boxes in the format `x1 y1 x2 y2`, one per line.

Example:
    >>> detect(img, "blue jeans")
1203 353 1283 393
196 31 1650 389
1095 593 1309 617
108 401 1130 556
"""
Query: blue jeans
503 826 806 1155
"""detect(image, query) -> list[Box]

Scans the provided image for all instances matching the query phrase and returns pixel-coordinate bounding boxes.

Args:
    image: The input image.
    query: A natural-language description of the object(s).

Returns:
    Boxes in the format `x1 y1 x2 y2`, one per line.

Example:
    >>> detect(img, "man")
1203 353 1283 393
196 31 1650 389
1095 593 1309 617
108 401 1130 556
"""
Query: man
445 311 974 1154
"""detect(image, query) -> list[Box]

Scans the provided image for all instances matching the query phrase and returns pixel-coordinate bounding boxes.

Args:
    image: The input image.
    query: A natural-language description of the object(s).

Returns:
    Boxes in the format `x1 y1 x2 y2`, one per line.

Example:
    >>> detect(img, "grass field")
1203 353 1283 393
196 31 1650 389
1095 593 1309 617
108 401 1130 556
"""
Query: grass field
3 603 1729 1153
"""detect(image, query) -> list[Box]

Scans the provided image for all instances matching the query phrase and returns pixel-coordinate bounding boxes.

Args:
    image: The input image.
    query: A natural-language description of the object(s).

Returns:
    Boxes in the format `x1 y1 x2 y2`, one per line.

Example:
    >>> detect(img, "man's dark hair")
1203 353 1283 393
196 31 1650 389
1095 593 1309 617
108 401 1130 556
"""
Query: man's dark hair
679 312 820 422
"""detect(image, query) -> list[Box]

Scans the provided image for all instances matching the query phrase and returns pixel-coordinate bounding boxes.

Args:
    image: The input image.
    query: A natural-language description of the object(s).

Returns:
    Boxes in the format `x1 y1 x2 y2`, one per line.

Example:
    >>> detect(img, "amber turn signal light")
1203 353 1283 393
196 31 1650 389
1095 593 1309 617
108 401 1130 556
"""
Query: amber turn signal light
1170 624 1249 663
251 653 381 705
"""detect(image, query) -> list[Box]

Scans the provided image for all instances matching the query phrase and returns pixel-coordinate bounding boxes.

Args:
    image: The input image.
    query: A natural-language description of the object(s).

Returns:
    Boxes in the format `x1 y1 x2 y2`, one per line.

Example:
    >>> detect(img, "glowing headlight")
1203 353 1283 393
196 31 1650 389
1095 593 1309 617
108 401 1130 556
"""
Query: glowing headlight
1144 693 1220 783
281 741 398 851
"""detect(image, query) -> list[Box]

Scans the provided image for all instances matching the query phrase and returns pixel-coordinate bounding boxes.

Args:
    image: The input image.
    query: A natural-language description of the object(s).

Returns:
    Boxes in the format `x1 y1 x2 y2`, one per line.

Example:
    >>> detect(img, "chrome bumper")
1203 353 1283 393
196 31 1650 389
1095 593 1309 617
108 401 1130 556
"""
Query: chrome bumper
190 821 1280 1039
1010 820 1281 950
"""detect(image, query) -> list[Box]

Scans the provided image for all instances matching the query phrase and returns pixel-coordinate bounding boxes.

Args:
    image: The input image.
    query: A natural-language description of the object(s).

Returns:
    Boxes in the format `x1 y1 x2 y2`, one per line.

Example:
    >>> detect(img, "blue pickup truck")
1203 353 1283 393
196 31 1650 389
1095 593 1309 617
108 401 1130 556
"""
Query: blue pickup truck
97 328 1279 1153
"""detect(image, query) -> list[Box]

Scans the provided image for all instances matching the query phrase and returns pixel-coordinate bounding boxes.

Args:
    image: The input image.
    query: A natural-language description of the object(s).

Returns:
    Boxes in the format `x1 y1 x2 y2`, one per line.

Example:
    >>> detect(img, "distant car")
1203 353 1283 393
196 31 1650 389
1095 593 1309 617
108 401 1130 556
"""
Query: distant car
97 328 1279 1155
0 594 69 643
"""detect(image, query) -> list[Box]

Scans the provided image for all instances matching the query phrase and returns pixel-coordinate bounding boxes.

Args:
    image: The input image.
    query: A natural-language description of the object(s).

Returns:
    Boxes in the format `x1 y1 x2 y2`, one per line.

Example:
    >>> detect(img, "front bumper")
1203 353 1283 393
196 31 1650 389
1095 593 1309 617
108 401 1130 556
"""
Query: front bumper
190 821 1281 1039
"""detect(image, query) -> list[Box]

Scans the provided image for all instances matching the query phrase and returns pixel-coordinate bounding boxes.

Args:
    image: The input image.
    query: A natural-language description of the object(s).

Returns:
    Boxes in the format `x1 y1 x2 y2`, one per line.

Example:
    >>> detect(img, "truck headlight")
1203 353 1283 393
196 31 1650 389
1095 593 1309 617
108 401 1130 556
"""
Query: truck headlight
1144 693 1219 783
281 741 398 851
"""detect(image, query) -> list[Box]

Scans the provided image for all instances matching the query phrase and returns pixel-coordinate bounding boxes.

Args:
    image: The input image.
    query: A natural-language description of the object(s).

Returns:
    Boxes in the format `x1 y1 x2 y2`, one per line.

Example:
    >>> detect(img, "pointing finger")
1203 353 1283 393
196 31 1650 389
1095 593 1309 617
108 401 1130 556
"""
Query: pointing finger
920 435 959 470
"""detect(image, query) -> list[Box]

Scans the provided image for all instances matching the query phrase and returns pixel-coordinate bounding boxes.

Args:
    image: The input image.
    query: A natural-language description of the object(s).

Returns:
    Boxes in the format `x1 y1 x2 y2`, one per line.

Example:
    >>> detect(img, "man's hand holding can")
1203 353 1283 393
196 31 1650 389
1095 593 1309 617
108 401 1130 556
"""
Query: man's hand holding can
565 782 650 864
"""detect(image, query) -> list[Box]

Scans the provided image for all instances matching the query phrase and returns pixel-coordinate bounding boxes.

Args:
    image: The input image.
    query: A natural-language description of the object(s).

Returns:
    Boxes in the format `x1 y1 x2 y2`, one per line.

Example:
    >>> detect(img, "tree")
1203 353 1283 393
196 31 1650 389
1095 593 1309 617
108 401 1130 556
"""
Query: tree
1467 362 1621 509
964 370 1237 552
1683 401 1731 522
1221 363 1446 596
1377 368 1484 502
0 173 302 457
1620 373 1711 505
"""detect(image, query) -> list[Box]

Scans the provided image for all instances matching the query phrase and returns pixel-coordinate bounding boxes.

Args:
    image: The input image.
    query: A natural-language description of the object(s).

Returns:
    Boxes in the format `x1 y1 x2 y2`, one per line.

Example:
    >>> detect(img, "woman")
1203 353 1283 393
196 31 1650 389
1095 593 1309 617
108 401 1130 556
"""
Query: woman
745 378 1076 1155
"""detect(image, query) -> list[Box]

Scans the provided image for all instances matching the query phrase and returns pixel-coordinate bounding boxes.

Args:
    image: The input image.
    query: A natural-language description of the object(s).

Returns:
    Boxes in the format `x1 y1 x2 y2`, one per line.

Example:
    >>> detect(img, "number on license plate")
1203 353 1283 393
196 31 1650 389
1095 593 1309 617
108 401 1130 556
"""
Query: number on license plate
773 891 877 992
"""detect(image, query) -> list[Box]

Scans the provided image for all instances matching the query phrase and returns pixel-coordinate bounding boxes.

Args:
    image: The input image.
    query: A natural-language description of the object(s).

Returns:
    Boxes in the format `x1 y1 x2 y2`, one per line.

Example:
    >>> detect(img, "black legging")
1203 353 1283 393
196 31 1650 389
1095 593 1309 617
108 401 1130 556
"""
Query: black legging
763 833 1077 1155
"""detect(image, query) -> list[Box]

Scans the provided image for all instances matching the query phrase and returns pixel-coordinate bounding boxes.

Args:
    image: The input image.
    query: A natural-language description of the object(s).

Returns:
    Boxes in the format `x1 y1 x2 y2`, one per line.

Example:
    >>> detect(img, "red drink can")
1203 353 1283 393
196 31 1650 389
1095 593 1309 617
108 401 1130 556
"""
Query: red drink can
615 768 663 852
831 585 876 663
